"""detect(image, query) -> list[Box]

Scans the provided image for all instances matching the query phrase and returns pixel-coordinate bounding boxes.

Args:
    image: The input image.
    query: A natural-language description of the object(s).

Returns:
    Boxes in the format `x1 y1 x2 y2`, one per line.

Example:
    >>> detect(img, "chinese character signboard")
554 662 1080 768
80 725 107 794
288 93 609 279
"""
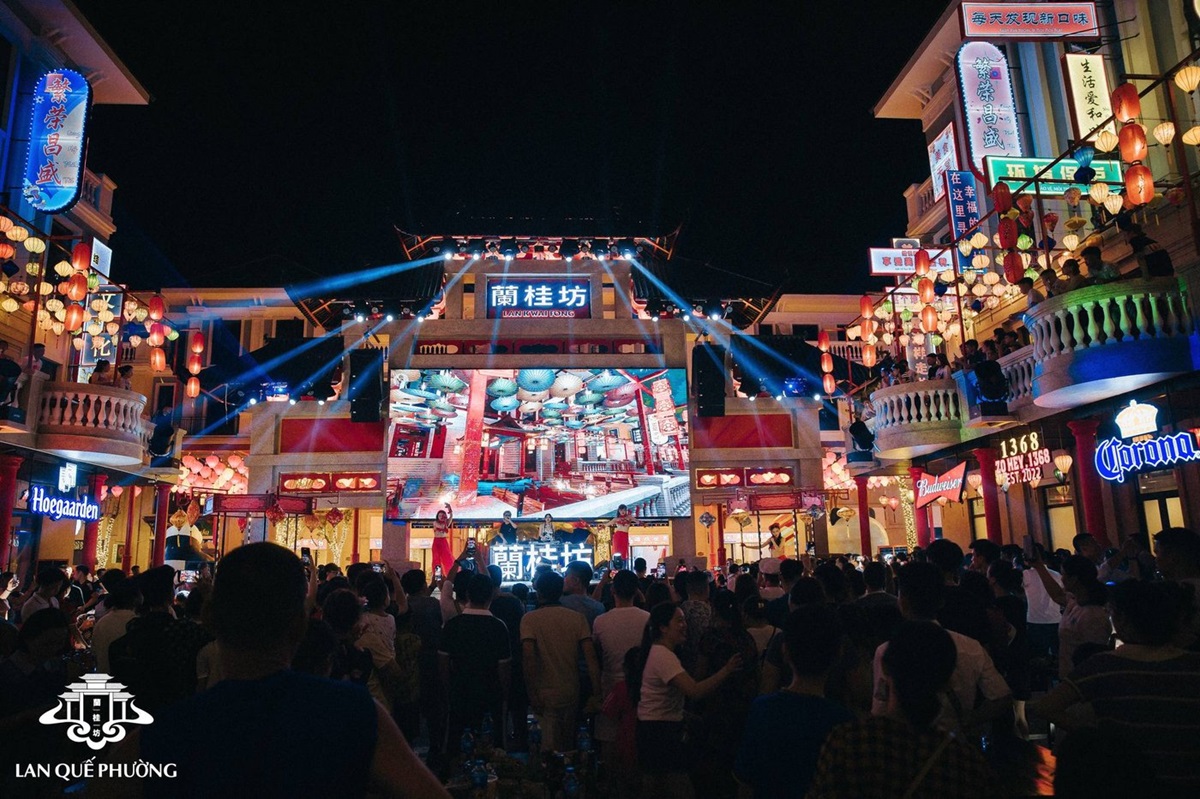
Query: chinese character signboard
960 3 1100 40
926 123 959 201
945 170 981 270
868 248 954 277
985 156 1122 197
956 41 1023 181
485 277 591 319
490 541 595 583
23 69 91 213
76 291 120 383
1063 53 1116 142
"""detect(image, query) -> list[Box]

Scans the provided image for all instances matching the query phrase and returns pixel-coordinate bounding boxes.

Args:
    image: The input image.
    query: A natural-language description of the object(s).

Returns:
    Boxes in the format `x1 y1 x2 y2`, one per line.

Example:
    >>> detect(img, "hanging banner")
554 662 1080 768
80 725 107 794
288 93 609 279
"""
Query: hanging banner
23 69 91 213
1062 53 1116 142
945 170 981 270
956 42 1024 181
961 3 1100 40
927 123 959 201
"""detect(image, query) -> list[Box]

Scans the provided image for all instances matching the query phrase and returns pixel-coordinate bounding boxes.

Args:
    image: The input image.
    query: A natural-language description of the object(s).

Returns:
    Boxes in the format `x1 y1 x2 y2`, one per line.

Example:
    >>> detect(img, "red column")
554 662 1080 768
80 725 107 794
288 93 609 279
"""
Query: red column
909 467 933 548
121 488 136 574
0 455 23 571
351 510 360 564
151 484 170 566
973 447 1004 544
1068 418 1109 546
81 474 107 570
854 475 872 556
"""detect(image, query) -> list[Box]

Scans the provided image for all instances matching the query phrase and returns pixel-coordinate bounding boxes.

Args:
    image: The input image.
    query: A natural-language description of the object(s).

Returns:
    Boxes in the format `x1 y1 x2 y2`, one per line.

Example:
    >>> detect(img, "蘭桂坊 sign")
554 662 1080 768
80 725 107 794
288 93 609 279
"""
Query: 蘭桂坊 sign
23 69 91 213
486 277 591 319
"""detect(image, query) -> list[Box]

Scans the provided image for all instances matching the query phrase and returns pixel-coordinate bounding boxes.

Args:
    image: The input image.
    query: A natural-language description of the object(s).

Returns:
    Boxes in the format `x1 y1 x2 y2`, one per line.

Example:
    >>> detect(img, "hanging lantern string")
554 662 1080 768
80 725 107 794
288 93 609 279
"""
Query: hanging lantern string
846 44 1200 332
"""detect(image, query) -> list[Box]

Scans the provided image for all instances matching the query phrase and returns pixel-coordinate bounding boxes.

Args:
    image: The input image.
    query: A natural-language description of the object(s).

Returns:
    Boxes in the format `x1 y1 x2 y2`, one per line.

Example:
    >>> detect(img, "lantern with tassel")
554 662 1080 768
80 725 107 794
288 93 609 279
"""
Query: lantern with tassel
1111 83 1141 122
997 217 1018 250
859 294 873 320
861 343 877 369
1003 250 1024 284
921 305 938 332
147 323 165 347
186 377 200 399
64 303 85 332
70 242 90 271
187 352 203 375
1124 164 1154 206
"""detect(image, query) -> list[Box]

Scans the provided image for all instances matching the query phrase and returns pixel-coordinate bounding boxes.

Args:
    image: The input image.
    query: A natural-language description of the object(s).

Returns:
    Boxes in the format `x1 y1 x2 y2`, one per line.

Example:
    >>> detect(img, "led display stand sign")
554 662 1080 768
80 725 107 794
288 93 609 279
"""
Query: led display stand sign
28 464 101 521
1095 401 1200 483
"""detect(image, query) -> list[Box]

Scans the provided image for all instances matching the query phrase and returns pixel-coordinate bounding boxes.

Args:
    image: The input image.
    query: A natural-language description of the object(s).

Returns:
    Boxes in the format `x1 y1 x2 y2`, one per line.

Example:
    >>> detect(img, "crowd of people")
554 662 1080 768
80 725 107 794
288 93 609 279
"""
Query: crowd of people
1 526 1199 797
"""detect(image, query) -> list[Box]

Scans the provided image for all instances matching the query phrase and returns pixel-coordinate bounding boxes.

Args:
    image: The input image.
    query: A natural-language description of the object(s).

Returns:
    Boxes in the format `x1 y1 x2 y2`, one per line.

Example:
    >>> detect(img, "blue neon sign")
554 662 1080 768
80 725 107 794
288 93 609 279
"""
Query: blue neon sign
23 69 91 213
485 277 591 319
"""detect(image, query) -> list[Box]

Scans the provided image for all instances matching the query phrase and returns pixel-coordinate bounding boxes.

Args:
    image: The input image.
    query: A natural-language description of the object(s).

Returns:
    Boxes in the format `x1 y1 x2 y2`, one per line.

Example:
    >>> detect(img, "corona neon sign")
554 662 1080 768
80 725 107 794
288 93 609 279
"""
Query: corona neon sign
1096 401 1200 483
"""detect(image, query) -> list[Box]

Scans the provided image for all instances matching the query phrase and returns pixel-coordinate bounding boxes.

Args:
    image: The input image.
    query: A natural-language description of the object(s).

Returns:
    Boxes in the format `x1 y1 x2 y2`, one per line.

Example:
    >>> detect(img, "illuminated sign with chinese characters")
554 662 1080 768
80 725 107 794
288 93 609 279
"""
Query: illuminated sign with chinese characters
485 277 591 319
868 248 954 277
1096 401 1200 483
926 123 958 201
961 3 1099 40
956 41 1023 180
23 69 91 213
985 156 1122 197
1062 53 1115 143
946 170 981 271
489 541 594 583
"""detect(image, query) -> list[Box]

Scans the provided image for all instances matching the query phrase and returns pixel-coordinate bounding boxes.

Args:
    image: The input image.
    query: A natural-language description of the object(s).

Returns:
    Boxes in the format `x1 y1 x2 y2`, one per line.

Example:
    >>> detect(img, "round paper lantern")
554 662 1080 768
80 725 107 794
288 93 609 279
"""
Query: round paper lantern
71 242 91 271
0 243 13 260
917 278 936 304
185 377 201 398
64 303 85 332
1104 193 1125 214
150 347 167 372
997 217 1018 250
23 237 45 254
820 353 834 374
1111 83 1141 122
1095 129 1120 152
5 226 28 243
822 373 836 395
1124 164 1154 205
189 332 205 354
992 182 1013 214
1118 123 1147 163
1003 251 1025 284
914 250 931 277
859 294 873 320
148 294 165 321
861 344 877 369
147 322 165 347
187 353 203 375
1088 181 1110 203
921 305 938 332
1153 121 1176 147
887 497 900 511
65 272 88 301
817 330 830 353
1175 64 1200 93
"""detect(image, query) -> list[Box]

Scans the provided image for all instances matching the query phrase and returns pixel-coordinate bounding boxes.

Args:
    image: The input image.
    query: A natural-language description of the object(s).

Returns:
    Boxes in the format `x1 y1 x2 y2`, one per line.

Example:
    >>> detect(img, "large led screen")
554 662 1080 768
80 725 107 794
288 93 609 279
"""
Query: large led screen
386 368 690 520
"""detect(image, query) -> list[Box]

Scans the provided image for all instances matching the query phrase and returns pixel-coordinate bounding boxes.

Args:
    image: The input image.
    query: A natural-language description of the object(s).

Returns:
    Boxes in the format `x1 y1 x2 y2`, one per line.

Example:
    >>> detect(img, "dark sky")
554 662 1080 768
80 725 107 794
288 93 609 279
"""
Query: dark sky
73 0 950 295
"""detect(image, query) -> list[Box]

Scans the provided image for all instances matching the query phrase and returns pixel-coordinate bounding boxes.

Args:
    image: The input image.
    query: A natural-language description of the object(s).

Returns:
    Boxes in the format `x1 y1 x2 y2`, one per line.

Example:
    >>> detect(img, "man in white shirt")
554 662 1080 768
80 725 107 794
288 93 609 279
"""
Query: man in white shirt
592 571 649 759
20 565 66 623
873 562 1010 733
1022 549 1063 666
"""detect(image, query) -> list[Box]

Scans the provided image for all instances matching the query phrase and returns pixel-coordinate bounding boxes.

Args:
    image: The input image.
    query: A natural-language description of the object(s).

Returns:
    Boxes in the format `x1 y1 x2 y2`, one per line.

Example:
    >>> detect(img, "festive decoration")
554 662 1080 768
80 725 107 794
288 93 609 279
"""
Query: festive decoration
1111 83 1141 123
1118 123 1147 163
150 347 167 372
1124 164 1154 205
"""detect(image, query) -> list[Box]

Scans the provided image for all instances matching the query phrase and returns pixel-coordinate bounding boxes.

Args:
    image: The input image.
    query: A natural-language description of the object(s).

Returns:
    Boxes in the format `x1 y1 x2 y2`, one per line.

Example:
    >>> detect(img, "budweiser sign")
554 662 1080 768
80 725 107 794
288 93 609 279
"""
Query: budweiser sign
915 463 967 508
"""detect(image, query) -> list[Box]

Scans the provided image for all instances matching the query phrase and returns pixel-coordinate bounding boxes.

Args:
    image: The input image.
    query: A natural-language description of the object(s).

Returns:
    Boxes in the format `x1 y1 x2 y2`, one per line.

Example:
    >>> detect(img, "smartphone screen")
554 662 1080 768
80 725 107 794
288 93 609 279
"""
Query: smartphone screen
656 564 666 578
433 565 444 579
371 563 382 573
300 547 312 566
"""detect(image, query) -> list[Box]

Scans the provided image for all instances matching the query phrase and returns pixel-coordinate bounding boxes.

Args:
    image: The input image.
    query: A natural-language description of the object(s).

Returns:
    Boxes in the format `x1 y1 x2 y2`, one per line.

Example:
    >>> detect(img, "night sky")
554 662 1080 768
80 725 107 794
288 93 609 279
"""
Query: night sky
74 1 949 296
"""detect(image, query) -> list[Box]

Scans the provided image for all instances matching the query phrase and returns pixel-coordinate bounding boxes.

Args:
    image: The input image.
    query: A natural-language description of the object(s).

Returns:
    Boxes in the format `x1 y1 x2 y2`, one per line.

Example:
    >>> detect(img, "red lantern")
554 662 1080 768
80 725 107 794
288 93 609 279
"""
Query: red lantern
1118 123 1147 163
0 243 13 259
917 278 936 304
64 303 85 332
150 347 167 372
1111 83 1141 123
148 295 165 321
862 344 877 369
147 323 165 348
71 242 91 272
187 353 203 375
822 373 836 395
189 332 206 354
66 272 88 302
914 250 931 277
1124 164 1154 206
861 319 877 339
992 183 1013 214
1003 250 1024 284
817 330 830 353
998 218 1018 250
859 294 873 320
820 353 834 374
921 305 939 332
185 377 201 398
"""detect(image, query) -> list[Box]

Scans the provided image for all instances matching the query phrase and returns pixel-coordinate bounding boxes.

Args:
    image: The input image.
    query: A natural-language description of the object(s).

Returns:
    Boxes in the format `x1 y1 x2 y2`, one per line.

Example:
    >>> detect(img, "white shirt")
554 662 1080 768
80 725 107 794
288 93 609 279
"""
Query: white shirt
637 644 686 722
1023 567 1063 624
20 593 58 623
593 606 649 696
91 608 136 674
759 586 785 601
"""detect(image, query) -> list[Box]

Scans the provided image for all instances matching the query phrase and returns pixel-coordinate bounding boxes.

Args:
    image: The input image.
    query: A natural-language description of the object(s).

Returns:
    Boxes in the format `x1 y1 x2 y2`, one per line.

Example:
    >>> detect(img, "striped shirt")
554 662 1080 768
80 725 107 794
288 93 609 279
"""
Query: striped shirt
1067 648 1200 789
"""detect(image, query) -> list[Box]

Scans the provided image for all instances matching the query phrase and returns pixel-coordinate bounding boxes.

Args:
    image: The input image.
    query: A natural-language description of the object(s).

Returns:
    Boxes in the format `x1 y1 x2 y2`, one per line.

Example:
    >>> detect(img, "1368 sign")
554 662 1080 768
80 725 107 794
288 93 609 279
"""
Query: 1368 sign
998 431 1051 484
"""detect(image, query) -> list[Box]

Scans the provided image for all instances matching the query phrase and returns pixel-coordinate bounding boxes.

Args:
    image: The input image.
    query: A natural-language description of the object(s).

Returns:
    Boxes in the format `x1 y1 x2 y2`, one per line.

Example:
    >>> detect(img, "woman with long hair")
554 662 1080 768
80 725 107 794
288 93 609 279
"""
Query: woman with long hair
630 603 743 799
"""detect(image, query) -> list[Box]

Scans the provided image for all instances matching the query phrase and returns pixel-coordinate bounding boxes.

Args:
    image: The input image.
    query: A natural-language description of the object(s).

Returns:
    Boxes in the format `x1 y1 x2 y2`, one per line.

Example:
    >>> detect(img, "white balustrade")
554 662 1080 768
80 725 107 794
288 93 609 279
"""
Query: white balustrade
870 378 963 433
36 382 147 445
997 346 1036 406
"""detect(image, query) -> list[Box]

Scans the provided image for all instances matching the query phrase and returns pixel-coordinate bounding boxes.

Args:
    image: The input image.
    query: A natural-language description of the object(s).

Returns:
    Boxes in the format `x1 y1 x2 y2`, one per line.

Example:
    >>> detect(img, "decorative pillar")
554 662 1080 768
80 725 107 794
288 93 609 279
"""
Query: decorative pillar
973 447 1004 544
121 488 137 574
908 467 932 548
151 484 170 566
351 509 360 564
1067 418 1109 546
0 455 23 570
854 475 873 556
81 474 107 570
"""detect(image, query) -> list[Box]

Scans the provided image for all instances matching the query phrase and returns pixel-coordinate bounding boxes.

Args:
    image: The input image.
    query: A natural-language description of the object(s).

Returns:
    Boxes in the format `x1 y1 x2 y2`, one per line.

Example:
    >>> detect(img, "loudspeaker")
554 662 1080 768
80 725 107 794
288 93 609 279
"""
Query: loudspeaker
348 349 384 422
693 344 726 418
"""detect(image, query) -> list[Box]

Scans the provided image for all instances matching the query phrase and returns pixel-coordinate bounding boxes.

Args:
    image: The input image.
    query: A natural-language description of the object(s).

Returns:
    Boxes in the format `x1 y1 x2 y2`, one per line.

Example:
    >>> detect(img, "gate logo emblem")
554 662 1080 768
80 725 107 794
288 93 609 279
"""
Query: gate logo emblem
39 673 154 750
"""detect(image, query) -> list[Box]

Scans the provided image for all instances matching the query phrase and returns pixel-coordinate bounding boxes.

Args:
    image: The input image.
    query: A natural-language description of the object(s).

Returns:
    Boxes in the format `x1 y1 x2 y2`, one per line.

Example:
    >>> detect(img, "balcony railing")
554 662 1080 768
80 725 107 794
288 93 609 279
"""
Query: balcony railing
903 177 945 236
871 378 966 459
31 381 149 467
997 346 1036 410
1025 277 1195 408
